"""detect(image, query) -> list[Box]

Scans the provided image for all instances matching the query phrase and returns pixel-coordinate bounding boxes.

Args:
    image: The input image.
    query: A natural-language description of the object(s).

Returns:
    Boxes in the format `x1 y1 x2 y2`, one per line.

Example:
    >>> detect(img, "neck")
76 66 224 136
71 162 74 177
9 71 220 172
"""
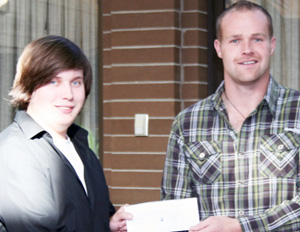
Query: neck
222 77 270 132
223 76 269 113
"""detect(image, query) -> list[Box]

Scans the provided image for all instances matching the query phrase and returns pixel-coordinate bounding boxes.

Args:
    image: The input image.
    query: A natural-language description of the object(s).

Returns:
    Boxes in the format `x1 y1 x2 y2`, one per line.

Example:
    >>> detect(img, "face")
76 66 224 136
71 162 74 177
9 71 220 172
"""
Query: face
27 69 85 138
214 9 276 86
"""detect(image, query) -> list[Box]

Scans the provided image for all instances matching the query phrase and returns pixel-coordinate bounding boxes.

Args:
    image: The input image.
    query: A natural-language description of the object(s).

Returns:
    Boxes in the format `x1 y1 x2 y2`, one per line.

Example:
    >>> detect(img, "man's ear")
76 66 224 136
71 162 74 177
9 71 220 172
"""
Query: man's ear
214 39 222 58
270 36 276 56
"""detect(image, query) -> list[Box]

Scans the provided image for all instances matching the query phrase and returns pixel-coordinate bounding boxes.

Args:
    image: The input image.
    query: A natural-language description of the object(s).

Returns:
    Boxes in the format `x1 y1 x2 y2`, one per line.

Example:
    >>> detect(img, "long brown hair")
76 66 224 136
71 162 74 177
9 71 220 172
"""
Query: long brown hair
9 35 92 110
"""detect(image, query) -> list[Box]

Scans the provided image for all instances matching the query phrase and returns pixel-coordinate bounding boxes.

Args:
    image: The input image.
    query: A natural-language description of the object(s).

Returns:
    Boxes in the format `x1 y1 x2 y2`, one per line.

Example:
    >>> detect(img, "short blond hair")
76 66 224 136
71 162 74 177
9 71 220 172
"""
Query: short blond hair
216 0 273 41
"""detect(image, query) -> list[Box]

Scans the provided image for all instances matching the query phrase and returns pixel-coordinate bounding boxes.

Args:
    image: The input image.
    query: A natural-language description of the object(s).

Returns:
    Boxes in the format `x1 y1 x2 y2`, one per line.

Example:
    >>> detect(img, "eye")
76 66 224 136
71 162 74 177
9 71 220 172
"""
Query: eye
230 39 239 44
254 38 263 42
50 80 58 85
72 80 83 86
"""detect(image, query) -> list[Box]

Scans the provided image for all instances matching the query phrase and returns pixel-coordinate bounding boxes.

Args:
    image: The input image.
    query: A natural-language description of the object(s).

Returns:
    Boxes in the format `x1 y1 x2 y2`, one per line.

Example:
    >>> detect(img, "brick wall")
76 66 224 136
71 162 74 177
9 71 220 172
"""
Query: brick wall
102 0 208 207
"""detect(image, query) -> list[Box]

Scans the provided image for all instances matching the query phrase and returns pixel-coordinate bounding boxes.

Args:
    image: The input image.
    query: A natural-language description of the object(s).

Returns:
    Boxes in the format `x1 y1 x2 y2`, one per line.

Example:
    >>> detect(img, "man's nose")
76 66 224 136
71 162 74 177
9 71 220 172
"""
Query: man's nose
242 40 253 55
61 84 73 100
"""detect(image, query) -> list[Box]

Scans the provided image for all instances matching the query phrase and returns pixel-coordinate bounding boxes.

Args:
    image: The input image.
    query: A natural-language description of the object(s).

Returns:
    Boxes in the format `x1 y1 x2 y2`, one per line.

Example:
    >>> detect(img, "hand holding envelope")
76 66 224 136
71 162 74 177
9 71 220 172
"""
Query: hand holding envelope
125 198 199 232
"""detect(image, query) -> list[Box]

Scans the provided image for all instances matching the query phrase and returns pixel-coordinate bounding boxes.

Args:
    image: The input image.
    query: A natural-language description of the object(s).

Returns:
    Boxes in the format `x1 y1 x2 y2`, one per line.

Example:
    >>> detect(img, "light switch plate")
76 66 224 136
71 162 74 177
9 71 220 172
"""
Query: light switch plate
134 114 149 136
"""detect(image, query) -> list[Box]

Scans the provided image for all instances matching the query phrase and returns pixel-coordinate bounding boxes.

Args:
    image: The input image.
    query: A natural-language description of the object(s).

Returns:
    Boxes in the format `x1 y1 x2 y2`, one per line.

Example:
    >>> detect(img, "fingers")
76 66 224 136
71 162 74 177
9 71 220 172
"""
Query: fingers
189 221 208 231
110 204 133 232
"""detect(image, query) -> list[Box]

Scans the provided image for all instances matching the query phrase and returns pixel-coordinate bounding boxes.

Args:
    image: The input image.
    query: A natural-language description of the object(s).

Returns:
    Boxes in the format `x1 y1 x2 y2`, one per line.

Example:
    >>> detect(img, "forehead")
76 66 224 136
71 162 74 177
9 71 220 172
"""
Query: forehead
221 9 270 38
55 69 84 78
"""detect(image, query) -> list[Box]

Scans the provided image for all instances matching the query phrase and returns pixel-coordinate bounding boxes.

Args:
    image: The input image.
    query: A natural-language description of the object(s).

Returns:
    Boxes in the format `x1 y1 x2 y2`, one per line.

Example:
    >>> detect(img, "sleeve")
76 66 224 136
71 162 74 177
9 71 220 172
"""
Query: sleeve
160 116 194 200
0 138 60 232
239 196 300 231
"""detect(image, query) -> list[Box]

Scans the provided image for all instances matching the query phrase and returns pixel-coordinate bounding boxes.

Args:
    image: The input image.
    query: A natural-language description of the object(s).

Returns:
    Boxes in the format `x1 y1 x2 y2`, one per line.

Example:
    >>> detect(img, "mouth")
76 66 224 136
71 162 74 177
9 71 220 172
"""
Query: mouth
239 60 257 65
56 106 74 112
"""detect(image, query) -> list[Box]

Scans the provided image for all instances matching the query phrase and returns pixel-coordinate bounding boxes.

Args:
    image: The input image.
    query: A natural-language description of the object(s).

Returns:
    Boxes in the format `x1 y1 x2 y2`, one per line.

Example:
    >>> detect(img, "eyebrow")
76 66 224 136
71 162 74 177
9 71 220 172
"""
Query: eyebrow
227 33 267 39
251 33 267 37
54 75 84 79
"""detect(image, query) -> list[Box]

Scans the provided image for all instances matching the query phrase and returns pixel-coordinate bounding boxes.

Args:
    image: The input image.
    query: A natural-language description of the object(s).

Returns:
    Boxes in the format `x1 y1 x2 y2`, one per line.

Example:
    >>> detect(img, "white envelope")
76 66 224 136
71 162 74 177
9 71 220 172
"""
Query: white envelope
125 198 199 232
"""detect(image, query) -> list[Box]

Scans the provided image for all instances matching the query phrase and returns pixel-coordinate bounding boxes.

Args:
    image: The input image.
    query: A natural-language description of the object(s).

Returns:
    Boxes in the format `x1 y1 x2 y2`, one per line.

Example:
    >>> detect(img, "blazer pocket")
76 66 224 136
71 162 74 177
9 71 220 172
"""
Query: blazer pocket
260 132 300 178
184 141 221 184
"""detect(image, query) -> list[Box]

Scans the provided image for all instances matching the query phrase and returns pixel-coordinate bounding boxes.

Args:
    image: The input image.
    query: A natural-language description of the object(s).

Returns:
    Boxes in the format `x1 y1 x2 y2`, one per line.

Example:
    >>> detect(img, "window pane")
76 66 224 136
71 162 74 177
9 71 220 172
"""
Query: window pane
0 0 99 156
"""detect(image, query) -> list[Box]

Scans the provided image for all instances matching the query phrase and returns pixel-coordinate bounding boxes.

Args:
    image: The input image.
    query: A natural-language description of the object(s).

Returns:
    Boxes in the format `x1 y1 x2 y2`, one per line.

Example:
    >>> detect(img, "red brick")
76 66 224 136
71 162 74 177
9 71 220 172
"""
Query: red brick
112 12 179 29
110 189 160 205
110 65 181 82
102 15 111 32
110 136 169 152
111 171 162 188
102 0 111 14
103 152 112 170
182 12 207 29
107 83 179 99
111 0 180 11
112 30 181 47
111 47 180 64
182 83 208 99
184 30 207 47
184 66 208 82
182 47 207 64
107 153 166 170
103 84 112 100
102 33 111 49
184 0 208 11
103 50 111 66
103 136 112 151
103 101 181 117
104 169 112 185
102 67 112 83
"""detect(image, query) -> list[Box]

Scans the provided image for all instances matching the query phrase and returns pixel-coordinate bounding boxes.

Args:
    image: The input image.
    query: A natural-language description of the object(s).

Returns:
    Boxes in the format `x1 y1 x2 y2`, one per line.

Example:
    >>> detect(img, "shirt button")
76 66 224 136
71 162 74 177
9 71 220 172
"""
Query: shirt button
199 153 205 159
278 144 284 150
239 211 245 216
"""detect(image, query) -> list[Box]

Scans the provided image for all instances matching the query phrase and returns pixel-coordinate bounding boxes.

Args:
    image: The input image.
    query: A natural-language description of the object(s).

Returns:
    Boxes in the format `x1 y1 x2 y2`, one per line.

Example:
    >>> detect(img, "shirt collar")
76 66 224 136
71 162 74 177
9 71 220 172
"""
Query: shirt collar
211 76 279 116
263 76 279 116
14 110 46 140
211 80 225 112
14 110 86 140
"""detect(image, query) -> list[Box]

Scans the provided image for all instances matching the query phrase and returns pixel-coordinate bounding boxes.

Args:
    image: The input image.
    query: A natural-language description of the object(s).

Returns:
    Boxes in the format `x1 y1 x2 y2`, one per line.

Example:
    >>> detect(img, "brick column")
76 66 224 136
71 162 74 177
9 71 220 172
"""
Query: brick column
101 0 208 207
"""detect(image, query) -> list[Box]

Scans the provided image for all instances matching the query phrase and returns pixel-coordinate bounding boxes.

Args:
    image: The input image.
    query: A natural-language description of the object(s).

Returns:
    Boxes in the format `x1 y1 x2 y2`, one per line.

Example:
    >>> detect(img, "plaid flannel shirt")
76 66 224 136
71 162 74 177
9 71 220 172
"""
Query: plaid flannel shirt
161 77 300 231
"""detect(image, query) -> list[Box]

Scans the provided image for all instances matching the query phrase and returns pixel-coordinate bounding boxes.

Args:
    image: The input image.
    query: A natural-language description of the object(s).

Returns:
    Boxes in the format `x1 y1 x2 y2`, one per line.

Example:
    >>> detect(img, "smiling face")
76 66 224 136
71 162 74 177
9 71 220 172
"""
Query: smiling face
27 69 85 139
214 9 276 87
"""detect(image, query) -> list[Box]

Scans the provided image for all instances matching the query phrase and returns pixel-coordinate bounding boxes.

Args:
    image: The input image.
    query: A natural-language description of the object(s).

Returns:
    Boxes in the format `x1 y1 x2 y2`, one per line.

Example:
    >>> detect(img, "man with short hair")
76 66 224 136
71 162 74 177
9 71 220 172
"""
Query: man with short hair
161 1 300 231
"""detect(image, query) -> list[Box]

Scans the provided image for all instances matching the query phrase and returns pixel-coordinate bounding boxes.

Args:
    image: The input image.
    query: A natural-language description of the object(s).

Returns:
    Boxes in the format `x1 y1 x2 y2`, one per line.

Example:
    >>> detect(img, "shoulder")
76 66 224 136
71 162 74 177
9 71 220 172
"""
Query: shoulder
175 95 214 125
0 123 47 180
278 85 300 100
0 122 25 147
275 85 300 110
271 84 300 131
0 120 51 166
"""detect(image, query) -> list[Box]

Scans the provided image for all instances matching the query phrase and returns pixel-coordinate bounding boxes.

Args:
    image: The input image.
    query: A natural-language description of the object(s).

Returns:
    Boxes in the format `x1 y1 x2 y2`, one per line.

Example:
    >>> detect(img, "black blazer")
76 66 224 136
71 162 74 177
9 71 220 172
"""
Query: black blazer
0 111 115 231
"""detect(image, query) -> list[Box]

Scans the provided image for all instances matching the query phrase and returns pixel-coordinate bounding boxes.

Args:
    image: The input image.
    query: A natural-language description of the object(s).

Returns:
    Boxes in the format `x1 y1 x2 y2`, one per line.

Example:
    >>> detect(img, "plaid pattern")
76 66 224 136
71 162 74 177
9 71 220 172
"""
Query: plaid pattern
161 77 300 231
